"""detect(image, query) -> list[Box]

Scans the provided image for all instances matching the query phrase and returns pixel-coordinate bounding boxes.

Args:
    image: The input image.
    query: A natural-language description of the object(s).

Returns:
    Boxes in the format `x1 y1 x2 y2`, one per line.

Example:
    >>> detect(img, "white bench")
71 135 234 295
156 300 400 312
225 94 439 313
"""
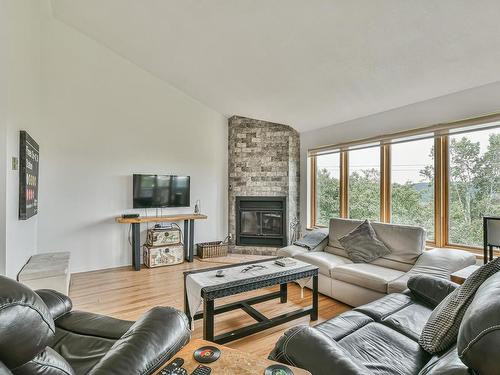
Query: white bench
18 252 71 295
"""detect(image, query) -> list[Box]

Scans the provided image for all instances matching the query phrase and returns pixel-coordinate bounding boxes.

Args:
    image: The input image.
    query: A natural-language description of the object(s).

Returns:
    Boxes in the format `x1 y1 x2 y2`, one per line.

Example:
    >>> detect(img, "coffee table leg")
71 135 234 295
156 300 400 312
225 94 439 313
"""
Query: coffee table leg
203 298 215 341
311 275 318 321
280 283 288 303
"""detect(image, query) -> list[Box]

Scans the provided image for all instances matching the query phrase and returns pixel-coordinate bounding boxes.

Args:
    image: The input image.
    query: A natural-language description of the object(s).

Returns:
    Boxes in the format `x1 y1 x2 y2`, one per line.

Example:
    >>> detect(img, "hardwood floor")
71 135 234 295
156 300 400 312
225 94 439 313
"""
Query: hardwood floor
69 256 350 358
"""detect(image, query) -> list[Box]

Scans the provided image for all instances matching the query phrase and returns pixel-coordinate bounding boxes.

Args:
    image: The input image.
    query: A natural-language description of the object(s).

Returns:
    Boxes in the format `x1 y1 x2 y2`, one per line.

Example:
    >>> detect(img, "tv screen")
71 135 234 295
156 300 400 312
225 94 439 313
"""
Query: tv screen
133 174 190 208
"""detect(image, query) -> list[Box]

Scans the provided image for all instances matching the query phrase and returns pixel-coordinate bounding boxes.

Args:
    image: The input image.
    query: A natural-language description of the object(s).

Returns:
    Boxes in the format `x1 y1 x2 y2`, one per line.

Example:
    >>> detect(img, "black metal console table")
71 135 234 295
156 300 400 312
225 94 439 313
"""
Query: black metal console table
116 214 207 270
184 258 319 344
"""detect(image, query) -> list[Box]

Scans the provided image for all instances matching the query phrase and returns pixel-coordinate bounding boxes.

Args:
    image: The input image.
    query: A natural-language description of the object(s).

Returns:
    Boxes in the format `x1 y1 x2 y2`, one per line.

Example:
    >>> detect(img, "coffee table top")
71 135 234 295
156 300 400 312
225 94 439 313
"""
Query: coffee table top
154 339 311 375
185 257 318 300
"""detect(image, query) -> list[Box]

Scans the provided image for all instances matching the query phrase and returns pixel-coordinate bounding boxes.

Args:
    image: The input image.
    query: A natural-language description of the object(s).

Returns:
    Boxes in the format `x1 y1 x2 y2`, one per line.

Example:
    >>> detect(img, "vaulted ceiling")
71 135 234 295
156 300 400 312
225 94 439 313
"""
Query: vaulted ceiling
51 0 500 131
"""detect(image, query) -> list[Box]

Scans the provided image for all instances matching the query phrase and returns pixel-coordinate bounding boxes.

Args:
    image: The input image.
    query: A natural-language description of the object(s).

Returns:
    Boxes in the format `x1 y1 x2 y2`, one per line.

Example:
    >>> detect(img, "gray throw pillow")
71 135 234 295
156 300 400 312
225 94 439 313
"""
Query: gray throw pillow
419 257 500 354
337 220 391 263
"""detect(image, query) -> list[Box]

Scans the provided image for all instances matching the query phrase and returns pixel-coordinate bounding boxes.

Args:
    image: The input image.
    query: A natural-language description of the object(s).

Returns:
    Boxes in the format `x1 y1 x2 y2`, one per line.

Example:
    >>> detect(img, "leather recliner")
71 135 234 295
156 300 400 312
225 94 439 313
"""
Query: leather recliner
0 275 191 374
269 272 500 375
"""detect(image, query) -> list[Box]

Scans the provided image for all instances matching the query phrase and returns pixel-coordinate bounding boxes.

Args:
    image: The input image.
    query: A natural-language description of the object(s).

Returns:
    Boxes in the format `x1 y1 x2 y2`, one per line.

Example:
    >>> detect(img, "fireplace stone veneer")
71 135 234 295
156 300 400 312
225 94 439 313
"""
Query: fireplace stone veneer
228 116 299 256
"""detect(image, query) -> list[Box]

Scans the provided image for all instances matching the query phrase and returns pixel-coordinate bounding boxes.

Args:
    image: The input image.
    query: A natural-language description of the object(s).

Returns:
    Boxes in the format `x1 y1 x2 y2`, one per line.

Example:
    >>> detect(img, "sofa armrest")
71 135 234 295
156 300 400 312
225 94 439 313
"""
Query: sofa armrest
412 248 477 278
35 289 73 320
88 307 190 375
407 275 458 307
269 326 373 375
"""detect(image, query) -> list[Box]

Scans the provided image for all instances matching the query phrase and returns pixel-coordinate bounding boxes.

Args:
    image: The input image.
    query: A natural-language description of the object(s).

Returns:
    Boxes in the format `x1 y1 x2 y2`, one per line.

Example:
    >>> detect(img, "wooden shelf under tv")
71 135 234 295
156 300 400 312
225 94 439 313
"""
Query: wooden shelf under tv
115 213 207 224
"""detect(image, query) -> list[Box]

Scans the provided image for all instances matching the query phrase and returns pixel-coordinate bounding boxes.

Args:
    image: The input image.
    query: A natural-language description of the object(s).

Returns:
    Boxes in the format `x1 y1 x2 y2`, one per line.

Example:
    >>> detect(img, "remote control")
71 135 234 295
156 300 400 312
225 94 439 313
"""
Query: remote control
160 358 186 375
191 365 211 375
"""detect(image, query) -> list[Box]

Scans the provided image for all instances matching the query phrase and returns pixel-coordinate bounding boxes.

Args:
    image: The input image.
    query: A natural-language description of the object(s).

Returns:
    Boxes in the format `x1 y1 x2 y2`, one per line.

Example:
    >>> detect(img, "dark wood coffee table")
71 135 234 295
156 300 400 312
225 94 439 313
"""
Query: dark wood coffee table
184 258 319 344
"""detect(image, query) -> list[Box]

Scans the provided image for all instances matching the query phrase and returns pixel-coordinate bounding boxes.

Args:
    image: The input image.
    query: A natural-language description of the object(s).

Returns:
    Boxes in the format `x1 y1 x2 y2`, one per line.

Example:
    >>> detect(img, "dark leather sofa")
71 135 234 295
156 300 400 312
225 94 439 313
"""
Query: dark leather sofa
0 275 191 374
270 273 500 375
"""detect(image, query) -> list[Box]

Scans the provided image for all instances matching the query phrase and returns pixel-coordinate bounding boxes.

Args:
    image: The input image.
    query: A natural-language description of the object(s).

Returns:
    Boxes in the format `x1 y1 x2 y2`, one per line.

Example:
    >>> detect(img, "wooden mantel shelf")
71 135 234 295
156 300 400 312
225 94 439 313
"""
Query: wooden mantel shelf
116 213 207 224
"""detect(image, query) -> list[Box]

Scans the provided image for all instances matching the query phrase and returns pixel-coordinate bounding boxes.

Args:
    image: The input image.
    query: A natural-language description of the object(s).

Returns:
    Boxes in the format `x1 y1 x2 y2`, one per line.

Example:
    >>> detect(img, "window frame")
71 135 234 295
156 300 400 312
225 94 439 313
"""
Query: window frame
309 114 500 255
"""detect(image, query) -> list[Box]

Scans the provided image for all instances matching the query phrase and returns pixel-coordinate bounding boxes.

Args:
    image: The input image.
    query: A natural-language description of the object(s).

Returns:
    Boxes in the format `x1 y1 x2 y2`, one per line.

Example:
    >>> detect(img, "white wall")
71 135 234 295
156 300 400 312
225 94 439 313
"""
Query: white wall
37 9 228 273
0 1 7 276
300 80 500 229
0 0 42 278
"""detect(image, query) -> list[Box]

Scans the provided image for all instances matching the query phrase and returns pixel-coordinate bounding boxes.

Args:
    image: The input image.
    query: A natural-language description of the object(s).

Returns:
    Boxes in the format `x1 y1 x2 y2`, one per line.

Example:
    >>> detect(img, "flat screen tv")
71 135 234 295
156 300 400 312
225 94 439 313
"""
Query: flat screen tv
133 174 190 208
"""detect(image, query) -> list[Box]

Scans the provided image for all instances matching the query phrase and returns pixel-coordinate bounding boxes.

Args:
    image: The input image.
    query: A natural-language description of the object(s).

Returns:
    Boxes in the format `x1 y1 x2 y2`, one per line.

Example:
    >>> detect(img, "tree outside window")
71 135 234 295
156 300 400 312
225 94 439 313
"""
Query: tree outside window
448 129 500 247
316 153 340 226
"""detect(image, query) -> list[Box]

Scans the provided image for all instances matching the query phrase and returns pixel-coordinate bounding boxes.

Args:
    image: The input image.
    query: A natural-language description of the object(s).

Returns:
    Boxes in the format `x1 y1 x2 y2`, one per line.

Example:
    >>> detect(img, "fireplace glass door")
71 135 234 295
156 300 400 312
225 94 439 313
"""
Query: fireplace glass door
261 212 282 235
240 211 260 234
240 210 282 236
235 196 287 247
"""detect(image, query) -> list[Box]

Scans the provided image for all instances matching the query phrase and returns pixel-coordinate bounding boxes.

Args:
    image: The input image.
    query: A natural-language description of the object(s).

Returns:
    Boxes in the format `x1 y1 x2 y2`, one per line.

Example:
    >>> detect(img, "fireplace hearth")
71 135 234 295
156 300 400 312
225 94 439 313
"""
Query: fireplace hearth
236 196 287 247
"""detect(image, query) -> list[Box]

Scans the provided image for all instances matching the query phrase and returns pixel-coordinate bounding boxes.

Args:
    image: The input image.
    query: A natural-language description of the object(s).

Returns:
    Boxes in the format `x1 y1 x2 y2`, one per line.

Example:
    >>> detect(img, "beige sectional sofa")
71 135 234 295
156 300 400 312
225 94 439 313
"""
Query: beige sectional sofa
278 218 476 306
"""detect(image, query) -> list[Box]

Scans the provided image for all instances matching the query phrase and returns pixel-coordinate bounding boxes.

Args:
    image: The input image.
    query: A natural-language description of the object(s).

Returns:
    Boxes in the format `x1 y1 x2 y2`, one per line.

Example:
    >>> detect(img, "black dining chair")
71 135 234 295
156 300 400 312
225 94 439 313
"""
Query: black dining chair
483 216 500 264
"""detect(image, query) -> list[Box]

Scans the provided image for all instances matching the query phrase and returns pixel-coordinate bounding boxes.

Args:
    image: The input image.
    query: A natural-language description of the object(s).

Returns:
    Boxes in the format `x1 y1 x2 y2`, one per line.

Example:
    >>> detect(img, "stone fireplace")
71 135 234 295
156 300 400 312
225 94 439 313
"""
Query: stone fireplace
228 116 300 255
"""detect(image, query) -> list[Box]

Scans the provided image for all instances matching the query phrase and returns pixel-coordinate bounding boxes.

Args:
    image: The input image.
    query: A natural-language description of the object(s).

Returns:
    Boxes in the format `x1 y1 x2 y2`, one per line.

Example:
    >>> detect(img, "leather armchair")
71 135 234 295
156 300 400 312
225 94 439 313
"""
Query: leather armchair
0 275 190 375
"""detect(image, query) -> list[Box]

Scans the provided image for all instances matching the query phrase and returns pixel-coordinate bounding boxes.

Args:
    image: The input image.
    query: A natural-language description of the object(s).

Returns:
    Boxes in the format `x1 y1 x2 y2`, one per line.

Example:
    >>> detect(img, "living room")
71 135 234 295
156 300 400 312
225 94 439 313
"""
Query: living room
1 1 500 374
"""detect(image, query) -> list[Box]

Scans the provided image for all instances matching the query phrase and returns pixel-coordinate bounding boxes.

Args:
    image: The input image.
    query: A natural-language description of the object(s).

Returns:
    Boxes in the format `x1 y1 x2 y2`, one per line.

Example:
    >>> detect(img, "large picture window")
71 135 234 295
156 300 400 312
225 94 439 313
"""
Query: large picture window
316 153 341 226
348 147 380 221
391 138 435 239
308 115 500 255
448 127 500 247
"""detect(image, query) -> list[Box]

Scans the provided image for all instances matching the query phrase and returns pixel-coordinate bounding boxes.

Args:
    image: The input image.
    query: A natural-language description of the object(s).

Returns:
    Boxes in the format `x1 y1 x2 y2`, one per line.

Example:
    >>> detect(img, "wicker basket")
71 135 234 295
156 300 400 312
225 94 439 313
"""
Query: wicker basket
197 240 229 259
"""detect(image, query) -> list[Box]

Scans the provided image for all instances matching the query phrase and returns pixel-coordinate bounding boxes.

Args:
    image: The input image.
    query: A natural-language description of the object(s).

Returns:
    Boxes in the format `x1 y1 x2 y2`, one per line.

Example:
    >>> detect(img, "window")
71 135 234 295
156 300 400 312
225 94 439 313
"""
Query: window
315 153 340 226
391 138 435 239
448 127 500 247
308 113 500 255
348 147 380 221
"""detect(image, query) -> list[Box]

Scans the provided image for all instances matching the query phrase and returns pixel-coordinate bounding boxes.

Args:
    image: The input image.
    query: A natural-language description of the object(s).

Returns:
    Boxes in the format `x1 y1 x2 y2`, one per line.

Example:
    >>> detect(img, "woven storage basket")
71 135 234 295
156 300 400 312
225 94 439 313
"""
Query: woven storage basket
197 240 228 259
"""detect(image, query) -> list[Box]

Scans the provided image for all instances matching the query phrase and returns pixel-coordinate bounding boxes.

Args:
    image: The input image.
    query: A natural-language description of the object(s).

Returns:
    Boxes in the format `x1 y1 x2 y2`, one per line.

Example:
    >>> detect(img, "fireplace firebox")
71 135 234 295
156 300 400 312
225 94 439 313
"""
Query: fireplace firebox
235 196 287 247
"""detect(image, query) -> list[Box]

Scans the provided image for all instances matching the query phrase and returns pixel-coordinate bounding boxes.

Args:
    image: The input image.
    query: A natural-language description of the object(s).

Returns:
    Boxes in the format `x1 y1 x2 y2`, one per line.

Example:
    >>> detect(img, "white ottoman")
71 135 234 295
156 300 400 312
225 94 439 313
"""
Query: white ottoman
18 252 71 295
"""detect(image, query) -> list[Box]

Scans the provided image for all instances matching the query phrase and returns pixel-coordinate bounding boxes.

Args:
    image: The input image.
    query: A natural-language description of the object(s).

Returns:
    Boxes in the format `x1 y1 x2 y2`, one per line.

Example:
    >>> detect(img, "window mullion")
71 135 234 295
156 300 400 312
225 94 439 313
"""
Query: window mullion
340 151 349 218
310 156 317 227
434 135 448 247
380 144 391 222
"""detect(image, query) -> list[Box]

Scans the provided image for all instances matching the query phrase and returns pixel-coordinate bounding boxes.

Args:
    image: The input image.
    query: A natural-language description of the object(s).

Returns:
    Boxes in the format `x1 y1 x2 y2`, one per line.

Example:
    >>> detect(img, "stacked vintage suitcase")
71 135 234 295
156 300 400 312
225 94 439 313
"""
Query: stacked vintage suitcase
143 226 184 268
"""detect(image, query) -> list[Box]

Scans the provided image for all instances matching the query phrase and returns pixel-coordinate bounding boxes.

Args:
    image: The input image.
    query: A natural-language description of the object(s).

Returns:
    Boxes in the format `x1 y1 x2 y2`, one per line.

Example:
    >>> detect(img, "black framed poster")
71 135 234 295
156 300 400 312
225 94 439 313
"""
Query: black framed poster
19 131 39 220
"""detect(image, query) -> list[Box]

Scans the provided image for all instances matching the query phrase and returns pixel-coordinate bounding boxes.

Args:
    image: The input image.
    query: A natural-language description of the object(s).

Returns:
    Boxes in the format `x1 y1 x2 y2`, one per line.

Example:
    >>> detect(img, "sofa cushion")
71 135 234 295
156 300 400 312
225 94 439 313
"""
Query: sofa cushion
277 244 310 258
293 229 328 250
338 323 431 375
331 263 404 293
382 302 433 341
418 347 469 375
387 249 476 294
52 327 116 374
407 275 458 308
295 252 352 277
354 293 413 321
338 220 391 263
315 310 373 341
328 218 425 268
